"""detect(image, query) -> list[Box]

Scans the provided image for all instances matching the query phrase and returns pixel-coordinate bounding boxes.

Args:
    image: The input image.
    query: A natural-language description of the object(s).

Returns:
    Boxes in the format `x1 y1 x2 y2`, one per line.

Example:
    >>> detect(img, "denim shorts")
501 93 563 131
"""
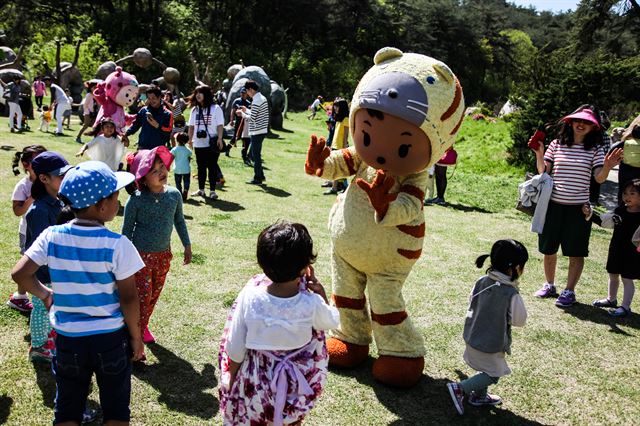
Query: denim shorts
53 327 132 424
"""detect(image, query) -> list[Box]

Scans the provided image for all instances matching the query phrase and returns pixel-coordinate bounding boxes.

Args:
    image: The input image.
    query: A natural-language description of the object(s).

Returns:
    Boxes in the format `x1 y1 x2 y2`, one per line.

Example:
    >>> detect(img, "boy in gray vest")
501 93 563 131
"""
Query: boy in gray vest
447 239 529 415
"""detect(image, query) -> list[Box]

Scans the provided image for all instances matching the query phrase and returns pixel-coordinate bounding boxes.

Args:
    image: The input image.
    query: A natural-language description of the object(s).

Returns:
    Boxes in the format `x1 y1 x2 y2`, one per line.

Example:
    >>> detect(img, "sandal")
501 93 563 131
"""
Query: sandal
592 298 617 308
608 306 631 318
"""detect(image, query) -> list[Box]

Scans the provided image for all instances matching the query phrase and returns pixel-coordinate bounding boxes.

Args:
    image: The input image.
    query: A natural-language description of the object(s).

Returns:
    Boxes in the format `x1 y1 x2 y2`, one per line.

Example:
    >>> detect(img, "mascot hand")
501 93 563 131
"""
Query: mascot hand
356 170 396 219
305 135 330 177
93 83 107 104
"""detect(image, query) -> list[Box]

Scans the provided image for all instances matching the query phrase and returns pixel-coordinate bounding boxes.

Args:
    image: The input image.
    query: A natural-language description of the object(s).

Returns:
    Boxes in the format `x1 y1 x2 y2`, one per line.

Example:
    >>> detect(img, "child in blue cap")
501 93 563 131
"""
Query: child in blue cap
12 161 145 425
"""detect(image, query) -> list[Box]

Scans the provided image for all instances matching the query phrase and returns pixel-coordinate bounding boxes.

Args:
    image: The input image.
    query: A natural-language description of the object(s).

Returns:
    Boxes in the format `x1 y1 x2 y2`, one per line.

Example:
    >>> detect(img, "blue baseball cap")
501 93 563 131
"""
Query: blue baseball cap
59 161 135 209
31 152 73 176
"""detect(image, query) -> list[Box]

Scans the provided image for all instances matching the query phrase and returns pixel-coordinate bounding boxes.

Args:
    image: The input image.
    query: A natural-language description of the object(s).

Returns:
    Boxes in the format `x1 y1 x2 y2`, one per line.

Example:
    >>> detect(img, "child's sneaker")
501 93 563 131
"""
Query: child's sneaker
6 294 33 312
555 290 577 307
142 326 156 344
29 345 53 363
593 297 617 308
468 392 503 406
208 191 219 200
447 382 465 415
534 283 558 298
608 306 631 318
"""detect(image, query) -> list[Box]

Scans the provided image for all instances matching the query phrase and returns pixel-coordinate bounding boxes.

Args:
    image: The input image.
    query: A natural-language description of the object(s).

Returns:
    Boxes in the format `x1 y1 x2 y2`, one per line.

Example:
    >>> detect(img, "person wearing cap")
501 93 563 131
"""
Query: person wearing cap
122 146 191 346
12 161 145 425
531 107 623 307
21 151 73 362
229 87 252 165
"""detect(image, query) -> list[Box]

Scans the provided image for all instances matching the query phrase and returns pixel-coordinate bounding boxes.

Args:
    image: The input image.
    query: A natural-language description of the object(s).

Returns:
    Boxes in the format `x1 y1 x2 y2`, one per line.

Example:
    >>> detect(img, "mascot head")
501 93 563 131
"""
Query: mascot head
104 66 139 107
350 47 464 176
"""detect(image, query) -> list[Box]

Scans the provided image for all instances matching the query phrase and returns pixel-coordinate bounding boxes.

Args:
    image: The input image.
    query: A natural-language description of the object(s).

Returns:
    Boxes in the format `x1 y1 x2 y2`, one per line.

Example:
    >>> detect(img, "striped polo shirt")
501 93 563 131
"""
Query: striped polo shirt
544 139 605 204
25 221 144 337
247 92 269 136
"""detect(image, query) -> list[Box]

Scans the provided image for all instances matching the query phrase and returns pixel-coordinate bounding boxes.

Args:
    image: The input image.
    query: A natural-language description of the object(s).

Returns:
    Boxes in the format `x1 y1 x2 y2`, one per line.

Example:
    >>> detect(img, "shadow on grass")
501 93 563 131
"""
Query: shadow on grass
134 343 218 419
560 303 640 334
259 185 291 198
331 359 543 425
34 362 56 408
0 394 13 423
429 202 492 214
185 197 245 212
266 129 294 139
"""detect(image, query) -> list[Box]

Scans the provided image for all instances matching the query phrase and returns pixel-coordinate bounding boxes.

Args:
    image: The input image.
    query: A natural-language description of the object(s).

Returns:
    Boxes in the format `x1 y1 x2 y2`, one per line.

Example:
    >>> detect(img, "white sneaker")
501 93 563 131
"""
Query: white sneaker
208 191 219 200
191 189 205 197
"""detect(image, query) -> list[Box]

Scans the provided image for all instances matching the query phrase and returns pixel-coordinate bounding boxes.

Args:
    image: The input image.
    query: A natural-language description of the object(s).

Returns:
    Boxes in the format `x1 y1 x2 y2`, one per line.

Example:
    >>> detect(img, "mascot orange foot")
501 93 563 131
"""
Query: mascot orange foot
327 338 368 368
372 356 424 388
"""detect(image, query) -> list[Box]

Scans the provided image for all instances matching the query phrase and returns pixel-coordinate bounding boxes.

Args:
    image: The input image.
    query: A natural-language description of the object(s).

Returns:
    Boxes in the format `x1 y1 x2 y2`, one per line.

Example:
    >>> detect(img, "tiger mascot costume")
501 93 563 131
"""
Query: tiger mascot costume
305 47 465 387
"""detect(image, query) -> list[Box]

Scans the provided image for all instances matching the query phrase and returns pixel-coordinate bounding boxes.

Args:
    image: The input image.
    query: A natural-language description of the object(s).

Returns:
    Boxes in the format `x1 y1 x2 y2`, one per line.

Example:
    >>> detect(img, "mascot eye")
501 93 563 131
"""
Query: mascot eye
426 76 435 85
398 144 411 158
362 130 371 147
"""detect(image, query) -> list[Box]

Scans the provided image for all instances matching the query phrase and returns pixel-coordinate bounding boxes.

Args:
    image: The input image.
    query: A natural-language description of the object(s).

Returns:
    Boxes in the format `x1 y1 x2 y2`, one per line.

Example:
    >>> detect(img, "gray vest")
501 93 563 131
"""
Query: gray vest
463 274 518 354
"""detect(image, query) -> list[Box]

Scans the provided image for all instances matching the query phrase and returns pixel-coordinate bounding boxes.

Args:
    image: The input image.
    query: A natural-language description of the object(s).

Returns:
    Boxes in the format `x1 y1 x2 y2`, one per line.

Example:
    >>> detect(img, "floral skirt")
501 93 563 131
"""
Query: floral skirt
218 278 329 426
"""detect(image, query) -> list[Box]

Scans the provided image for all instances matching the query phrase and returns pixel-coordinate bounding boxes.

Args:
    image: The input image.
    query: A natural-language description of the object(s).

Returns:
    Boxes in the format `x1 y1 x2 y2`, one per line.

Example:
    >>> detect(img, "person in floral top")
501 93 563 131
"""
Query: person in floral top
218 221 340 425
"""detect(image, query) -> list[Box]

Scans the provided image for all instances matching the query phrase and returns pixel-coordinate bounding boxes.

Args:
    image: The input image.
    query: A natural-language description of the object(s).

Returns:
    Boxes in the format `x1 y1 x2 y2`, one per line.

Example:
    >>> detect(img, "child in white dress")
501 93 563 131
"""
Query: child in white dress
219 221 339 426
76 118 126 171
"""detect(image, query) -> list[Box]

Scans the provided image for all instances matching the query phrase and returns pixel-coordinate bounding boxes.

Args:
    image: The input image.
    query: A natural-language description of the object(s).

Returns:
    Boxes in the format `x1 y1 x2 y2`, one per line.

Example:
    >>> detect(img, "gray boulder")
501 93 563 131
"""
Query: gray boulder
96 61 117 80
0 47 16 66
270 81 286 130
224 66 271 123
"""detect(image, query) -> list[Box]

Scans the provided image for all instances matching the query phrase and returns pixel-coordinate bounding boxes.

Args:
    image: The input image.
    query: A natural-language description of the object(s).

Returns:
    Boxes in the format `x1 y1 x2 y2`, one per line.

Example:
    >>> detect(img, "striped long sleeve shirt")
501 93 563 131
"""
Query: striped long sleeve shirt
243 92 269 136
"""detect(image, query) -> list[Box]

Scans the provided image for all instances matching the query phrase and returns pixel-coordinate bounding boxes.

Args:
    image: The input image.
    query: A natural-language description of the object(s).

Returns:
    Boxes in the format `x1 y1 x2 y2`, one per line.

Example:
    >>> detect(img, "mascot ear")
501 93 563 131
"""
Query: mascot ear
373 47 403 65
433 62 455 84
115 66 123 75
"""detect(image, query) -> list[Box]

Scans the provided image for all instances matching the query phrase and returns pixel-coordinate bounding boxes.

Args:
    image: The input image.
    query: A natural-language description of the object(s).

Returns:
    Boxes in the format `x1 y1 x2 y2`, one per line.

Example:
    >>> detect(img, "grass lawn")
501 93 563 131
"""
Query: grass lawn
0 112 638 425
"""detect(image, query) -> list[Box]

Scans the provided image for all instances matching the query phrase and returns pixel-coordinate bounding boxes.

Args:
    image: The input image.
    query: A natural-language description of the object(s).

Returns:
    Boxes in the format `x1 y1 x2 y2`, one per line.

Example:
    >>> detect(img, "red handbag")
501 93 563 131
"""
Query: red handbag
436 148 457 166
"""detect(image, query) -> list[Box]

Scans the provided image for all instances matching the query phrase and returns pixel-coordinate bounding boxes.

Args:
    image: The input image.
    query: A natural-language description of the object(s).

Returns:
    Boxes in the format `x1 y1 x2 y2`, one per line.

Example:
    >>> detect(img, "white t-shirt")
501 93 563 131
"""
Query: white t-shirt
188 105 224 148
226 277 340 363
82 93 95 116
51 84 70 107
12 176 32 235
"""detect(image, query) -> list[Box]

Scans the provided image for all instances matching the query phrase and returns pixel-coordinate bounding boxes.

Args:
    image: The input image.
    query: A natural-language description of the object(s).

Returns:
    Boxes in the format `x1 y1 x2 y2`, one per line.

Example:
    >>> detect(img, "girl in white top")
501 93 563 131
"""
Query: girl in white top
76 118 126 171
7 145 47 312
219 221 339 426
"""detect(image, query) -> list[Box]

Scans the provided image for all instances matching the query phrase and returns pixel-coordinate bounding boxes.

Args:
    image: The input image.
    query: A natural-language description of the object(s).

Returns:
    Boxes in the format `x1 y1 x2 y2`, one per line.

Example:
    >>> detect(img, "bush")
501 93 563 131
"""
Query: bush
508 52 640 168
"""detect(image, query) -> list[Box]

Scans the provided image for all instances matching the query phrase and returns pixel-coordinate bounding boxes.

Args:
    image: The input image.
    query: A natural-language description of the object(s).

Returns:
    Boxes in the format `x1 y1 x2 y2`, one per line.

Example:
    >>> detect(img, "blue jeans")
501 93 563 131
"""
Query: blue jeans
174 173 191 193
53 328 132 424
251 133 266 182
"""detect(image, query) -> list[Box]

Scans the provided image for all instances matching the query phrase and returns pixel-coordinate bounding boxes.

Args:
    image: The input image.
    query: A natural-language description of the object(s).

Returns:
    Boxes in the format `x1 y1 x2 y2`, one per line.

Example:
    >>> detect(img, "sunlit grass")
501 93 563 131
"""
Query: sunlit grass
0 112 637 425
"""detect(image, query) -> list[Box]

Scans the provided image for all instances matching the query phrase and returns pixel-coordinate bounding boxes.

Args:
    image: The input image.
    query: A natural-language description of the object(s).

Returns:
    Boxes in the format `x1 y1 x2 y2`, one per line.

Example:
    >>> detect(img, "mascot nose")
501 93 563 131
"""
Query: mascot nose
377 156 386 165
